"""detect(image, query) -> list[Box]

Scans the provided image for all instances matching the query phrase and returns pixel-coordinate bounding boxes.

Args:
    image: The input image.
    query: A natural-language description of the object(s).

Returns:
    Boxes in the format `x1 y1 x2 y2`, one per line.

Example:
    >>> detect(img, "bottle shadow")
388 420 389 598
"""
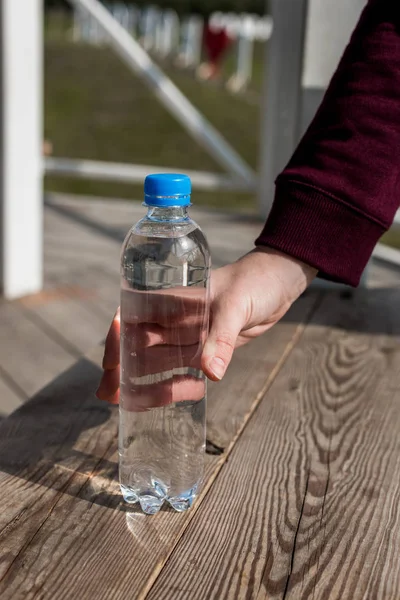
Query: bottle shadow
0 356 127 512
0 354 212 515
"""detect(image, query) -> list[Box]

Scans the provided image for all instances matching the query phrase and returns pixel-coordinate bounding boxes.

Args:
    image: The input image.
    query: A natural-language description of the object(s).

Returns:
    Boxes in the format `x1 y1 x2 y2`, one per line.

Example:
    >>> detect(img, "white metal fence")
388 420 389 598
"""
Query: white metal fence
71 3 273 89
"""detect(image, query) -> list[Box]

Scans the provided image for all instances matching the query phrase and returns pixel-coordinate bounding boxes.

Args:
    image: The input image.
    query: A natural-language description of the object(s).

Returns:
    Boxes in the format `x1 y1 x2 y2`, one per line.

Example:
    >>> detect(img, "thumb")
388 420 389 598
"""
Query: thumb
202 303 244 381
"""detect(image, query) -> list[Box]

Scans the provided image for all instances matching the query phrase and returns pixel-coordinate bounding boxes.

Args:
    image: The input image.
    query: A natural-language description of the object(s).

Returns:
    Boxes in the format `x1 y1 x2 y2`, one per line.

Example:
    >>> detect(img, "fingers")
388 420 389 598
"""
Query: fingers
201 301 244 381
97 309 120 403
123 321 203 349
121 287 207 327
121 318 204 377
120 374 205 412
96 367 120 403
98 284 209 405
102 308 120 370
121 341 202 377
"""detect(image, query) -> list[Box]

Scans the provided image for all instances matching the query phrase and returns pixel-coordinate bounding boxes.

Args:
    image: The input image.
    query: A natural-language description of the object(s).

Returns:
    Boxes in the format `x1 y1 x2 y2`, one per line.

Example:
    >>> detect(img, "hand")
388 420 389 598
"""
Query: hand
201 248 317 380
96 248 317 404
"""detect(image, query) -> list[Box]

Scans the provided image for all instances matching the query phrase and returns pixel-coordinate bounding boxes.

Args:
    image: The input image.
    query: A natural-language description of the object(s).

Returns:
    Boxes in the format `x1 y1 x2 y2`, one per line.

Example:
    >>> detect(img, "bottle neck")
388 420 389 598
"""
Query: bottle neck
146 205 189 222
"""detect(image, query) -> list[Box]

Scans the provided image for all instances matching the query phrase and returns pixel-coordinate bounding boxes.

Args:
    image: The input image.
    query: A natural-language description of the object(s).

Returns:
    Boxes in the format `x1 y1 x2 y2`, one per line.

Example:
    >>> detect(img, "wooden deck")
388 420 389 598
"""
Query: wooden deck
2 273 400 597
1 193 400 418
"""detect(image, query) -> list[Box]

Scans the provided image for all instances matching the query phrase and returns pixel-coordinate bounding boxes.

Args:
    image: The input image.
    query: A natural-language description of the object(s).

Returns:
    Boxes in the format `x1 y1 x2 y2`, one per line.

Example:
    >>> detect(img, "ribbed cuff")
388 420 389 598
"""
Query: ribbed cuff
255 180 386 287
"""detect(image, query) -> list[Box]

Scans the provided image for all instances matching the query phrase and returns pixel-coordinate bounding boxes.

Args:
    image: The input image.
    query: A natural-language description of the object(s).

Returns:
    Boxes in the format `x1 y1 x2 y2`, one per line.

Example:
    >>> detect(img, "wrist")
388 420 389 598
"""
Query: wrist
250 246 317 299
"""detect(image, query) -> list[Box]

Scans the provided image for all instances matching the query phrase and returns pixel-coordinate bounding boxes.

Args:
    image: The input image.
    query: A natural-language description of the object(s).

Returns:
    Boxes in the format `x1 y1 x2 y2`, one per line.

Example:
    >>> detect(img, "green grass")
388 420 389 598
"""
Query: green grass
381 226 400 250
44 39 261 211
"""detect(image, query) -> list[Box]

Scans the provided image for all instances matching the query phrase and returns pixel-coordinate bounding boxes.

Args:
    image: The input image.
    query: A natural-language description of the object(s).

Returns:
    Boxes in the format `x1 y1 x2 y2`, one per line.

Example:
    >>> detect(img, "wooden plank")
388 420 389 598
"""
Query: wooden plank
257 0 308 218
54 267 121 319
0 373 24 418
43 204 120 281
44 195 261 272
147 288 400 600
19 287 111 355
0 301 77 398
0 294 318 600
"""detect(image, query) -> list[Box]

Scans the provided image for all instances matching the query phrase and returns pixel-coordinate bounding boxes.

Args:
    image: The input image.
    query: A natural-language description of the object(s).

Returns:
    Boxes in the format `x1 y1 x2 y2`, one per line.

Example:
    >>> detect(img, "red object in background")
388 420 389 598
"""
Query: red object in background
204 24 232 66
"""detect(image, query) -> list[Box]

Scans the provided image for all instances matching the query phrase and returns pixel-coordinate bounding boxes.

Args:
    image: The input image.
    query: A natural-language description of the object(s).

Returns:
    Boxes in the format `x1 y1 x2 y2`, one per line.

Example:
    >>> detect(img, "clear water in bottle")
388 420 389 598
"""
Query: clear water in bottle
119 174 211 515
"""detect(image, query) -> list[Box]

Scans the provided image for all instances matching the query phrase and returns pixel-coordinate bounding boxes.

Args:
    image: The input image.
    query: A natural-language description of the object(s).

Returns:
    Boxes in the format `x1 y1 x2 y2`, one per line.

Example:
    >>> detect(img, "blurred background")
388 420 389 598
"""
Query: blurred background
44 0 270 210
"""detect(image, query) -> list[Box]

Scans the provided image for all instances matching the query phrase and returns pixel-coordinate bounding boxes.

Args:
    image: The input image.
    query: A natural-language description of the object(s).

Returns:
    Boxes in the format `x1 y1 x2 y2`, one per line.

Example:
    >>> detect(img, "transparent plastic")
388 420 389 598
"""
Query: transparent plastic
119 205 211 514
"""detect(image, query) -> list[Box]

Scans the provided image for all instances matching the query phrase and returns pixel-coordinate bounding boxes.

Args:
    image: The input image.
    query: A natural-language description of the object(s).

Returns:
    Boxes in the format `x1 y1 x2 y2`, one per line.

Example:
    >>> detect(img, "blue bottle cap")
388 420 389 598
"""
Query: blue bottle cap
144 173 191 207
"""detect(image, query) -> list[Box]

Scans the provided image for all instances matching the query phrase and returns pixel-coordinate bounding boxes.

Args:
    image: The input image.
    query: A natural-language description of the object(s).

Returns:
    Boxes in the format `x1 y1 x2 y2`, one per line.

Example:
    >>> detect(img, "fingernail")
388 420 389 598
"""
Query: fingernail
95 376 105 399
209 357 226 380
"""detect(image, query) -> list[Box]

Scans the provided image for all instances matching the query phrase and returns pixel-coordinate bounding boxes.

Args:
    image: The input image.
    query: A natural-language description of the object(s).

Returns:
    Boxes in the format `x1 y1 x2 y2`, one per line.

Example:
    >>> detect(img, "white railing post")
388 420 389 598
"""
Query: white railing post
258 0 365 219
236 33 253 90
159 10 179 58
188 16 203 67
258 0 308 218
45 157 255 192
0 0 43 299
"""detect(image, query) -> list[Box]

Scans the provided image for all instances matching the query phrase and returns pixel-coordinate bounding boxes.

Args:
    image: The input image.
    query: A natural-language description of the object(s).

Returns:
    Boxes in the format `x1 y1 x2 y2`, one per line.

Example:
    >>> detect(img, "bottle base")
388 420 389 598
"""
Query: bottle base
120 484 198 515
138 495 164 515
120 484 138 504
168 487 197 512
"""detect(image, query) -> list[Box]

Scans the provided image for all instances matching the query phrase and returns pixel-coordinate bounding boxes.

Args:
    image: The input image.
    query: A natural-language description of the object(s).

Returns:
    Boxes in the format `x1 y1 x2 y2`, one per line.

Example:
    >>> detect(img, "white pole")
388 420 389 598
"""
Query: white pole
0 0 43 299
258 0 308 218
226 15 255 93
189 16 203 67
68 0 255 186
160 10 179 57
181 17 191 67
127 5 139 38
154 9 164 55
141 6 157 51
236 34 253 89
45 157 255 192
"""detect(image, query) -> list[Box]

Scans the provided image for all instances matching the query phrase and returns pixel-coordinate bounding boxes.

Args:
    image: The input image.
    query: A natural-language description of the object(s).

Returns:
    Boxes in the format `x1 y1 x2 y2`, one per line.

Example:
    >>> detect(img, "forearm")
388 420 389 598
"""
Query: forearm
257 0 400 286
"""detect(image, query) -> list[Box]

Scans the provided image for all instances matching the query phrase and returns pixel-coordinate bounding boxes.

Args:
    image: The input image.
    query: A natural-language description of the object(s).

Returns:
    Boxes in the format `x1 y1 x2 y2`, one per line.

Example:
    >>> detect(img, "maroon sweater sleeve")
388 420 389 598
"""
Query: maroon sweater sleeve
255 0 400 286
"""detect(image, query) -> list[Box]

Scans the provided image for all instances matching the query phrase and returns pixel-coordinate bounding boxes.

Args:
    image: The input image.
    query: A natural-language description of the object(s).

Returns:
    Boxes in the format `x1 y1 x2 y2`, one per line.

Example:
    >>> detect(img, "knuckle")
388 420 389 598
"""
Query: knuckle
215 331 235 355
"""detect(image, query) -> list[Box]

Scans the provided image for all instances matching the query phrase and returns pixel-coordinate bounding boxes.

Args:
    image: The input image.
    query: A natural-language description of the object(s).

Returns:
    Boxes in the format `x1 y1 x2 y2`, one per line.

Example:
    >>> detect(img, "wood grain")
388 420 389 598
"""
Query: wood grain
19 287 111 355
147 289 400 600
1 193 399 597
0 296 316 600
0 301 77 398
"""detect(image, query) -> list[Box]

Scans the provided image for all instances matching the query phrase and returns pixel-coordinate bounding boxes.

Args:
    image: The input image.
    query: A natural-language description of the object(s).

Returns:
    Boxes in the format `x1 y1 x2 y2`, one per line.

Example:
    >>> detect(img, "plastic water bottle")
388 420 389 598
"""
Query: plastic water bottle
119 174 211 514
